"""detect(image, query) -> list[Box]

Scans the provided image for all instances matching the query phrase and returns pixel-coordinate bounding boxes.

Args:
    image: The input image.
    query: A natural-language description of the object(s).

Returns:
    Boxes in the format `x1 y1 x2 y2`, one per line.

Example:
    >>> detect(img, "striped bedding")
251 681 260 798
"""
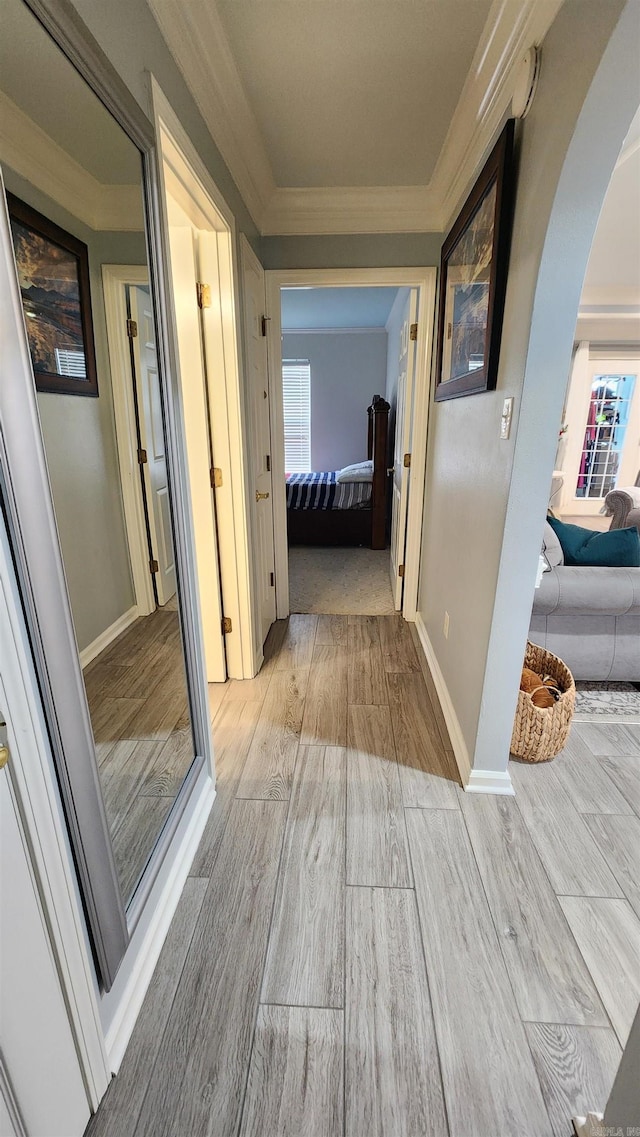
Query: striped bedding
286 471 372 511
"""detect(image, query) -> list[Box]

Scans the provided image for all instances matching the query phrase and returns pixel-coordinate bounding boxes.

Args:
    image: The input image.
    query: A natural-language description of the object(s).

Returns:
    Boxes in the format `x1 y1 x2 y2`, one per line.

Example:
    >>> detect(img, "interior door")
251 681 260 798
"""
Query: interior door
389 288 419 609
164 223 226 681
129 286 176 606
241 237 276 645
0 730 90 1137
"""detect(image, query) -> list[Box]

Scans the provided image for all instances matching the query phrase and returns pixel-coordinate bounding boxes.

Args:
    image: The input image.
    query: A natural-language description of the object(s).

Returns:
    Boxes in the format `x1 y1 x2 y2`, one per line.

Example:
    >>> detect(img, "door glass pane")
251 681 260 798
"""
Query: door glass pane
575 374 636 499
1 0 196 906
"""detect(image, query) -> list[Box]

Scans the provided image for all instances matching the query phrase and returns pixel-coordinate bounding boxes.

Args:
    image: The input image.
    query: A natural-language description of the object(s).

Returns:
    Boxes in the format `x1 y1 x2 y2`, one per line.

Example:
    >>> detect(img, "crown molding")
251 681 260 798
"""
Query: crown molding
430 0 563 230
147 0 562 237
261 184 442 236
0 91 143 231
147 0 275 231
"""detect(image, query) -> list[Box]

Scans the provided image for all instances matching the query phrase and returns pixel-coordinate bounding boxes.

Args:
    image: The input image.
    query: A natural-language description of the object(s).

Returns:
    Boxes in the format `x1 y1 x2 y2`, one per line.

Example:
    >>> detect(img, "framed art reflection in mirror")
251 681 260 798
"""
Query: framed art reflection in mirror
8 191 98 396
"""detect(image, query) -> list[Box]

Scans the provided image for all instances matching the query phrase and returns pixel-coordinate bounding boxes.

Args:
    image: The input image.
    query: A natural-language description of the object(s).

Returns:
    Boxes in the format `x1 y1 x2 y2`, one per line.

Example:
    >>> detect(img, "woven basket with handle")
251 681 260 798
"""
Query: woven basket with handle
510 641 575 762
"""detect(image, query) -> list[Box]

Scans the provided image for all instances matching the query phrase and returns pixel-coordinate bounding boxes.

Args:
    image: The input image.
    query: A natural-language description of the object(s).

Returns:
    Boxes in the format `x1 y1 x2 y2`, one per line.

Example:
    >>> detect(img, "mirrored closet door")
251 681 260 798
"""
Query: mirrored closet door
0 0 209 988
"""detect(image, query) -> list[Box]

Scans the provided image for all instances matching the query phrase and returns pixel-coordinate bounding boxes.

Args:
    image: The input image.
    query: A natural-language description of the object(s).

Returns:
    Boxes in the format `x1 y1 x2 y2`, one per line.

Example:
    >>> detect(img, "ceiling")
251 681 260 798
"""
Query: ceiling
216 0 491 189
582 107 640 302
0 0 140 185
148 0 565 234
281 287 400 330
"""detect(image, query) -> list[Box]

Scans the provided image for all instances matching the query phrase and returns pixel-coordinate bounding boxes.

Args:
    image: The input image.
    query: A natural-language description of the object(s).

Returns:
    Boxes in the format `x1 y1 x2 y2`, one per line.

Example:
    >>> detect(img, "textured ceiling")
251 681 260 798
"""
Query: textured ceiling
217 0 492 188
0 0 140 185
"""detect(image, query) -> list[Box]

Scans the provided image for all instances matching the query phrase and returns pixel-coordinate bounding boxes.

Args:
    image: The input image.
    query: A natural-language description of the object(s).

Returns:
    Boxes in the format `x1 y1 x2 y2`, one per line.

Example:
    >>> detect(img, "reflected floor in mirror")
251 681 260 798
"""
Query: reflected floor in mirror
83 604 193 901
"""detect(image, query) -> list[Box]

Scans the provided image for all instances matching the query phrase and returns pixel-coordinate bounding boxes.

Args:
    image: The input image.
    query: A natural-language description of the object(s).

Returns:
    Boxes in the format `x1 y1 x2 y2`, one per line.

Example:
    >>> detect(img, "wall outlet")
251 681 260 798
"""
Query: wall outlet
500 397 514 439
443 611 450 639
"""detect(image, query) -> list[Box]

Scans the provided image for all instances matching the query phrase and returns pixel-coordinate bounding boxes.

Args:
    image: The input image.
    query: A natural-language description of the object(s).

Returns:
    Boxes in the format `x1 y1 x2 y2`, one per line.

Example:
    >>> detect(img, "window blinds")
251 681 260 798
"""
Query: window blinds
282 359 311 473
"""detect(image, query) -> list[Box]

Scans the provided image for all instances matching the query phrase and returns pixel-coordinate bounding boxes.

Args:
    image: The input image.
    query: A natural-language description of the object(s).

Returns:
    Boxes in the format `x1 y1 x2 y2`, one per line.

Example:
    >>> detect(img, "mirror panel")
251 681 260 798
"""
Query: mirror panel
1 0 196 906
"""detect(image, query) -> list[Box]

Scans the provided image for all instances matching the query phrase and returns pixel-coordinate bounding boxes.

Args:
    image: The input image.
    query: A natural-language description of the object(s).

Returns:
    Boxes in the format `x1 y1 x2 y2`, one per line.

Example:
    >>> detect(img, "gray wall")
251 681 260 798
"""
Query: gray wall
282 330 387 471
261 232 442 270
417 0 636 768
4 166 146 652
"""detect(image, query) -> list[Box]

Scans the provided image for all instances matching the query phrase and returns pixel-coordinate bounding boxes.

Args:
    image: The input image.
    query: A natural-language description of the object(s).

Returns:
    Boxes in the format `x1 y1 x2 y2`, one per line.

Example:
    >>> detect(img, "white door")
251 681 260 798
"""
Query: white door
164 224 226 682
129 286 176 606
241 238 276 646
389 289 419 609
0 725 90 1137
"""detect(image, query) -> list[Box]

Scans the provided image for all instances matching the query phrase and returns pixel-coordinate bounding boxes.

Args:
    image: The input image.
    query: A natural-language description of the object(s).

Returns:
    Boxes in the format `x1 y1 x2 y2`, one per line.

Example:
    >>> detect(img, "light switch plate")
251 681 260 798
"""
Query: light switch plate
500 397 514 439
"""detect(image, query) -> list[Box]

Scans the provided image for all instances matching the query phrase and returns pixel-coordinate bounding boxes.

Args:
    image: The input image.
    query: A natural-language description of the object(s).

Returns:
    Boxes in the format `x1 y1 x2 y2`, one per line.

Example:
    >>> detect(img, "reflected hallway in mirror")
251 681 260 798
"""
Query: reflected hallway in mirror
1 0 197 907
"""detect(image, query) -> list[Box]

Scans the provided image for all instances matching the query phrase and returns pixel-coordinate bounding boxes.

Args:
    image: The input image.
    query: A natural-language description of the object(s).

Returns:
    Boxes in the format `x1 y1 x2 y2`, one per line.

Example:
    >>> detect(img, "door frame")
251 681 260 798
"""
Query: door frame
150 78 258 680
265 267 437 622
239 234 277 656
102 264 157 620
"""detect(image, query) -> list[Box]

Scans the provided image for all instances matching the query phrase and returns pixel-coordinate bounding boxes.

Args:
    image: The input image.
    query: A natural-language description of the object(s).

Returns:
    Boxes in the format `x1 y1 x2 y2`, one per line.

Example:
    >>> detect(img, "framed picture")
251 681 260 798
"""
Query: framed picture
7 193 98 396
435 119 516 401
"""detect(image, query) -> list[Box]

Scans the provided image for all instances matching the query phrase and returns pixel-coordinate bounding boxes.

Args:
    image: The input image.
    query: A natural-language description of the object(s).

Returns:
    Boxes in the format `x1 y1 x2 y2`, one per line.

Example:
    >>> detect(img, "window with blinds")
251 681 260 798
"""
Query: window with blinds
282 359 311 473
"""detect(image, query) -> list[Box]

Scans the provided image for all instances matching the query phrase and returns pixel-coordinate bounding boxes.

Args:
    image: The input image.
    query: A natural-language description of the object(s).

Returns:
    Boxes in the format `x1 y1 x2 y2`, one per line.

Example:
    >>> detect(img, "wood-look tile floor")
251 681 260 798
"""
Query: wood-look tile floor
83 606 193 902
86 615 639 1137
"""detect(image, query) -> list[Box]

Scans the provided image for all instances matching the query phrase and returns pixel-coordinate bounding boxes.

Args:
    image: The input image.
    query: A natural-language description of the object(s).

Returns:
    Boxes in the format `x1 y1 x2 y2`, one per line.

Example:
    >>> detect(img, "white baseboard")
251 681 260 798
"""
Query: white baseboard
411 615 514 796
466 768 515 795
104 776 215 1071
80 606 138 669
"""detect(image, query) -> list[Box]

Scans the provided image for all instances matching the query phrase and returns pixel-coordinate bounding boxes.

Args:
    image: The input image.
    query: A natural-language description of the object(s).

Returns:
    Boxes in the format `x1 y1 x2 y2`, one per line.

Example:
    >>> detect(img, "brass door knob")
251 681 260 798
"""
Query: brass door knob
0 745 9 771
256 491 270 501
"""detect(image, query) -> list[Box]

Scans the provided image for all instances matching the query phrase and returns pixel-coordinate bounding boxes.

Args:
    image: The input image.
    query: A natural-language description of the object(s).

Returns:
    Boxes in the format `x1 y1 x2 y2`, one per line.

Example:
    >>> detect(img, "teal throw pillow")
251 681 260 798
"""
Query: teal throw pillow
547 516 640 568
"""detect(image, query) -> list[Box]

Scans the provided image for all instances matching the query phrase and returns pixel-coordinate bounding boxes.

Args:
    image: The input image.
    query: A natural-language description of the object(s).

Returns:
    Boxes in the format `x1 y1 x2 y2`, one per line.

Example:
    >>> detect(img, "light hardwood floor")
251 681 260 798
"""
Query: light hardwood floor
83 605 194 902
86 614 639 1137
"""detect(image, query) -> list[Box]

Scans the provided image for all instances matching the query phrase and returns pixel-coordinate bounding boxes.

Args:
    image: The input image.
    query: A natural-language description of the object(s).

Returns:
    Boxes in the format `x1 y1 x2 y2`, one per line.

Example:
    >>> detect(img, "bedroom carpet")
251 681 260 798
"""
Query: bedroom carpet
288 546 396 615
574 682 640 723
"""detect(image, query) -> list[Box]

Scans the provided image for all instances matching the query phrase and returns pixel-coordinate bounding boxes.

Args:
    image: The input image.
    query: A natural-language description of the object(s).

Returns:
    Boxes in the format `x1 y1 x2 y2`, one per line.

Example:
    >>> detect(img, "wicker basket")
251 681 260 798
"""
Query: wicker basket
510 642 575 762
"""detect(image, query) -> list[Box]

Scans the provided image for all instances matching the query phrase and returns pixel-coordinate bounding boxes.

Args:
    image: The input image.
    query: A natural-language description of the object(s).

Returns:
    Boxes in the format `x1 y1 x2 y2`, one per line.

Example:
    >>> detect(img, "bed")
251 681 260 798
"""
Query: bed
286 395 390 549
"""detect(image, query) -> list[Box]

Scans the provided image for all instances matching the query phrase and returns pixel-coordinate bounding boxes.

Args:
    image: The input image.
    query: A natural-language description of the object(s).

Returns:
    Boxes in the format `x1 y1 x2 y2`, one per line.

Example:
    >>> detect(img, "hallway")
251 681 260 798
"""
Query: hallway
86 615 638 1137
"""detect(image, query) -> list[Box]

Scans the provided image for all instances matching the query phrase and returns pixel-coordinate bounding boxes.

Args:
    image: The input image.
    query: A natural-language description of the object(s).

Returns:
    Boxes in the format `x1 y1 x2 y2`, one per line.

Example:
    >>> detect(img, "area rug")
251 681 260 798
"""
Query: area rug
574 682 640 723
288 546 396 615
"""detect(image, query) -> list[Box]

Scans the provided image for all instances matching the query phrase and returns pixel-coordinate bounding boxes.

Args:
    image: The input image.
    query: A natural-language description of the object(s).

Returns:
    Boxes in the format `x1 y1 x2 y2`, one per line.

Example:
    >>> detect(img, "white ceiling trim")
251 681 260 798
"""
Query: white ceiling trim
147 0 562 236
262 184 441 236
0 91 143 231
147 0 275 230
430 0 563 229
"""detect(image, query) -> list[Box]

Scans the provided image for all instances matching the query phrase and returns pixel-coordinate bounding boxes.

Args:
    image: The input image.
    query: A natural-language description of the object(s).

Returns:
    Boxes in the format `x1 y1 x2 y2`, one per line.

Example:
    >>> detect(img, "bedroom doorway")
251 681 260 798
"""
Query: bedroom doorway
265 269 436 622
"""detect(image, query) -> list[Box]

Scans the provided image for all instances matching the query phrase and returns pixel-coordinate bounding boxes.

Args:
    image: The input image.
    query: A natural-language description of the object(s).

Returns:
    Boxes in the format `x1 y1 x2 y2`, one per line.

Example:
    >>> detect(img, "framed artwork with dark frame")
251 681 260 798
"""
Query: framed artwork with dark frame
7 192 98 397
435 119 516 401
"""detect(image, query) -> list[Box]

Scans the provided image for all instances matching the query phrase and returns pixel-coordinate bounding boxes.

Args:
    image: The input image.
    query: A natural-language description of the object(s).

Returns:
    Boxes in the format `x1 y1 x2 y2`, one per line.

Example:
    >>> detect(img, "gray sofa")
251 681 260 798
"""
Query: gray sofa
529 521 640 681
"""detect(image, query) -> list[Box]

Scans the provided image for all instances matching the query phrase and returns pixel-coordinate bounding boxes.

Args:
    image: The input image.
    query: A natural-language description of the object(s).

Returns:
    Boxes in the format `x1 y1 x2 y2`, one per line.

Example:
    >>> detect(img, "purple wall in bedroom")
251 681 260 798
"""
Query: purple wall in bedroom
282 330 388 472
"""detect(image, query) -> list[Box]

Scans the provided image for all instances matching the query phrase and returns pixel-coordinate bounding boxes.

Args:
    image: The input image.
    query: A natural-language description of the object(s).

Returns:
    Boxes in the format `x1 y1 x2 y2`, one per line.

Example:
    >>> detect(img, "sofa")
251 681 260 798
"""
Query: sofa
529 520 640 681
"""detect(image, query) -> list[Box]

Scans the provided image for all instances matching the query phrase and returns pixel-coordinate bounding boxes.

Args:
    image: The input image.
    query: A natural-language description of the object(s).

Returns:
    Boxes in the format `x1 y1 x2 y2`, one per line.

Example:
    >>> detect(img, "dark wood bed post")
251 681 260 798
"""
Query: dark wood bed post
369 395 390 550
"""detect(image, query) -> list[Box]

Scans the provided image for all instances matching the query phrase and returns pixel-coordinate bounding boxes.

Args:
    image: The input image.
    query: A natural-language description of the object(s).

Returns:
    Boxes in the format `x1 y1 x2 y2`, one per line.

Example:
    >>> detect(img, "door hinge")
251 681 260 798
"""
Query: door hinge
261 315 271 337
266 454 271 472
137 447 148 465
126 318 138 338
269 571 274 587
196 282 212 309
409 322 418 341
447 321 452 341
403 453 411 468
398 564 405 578
222 615 232 634
149 558 159 574
210 466 223 488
